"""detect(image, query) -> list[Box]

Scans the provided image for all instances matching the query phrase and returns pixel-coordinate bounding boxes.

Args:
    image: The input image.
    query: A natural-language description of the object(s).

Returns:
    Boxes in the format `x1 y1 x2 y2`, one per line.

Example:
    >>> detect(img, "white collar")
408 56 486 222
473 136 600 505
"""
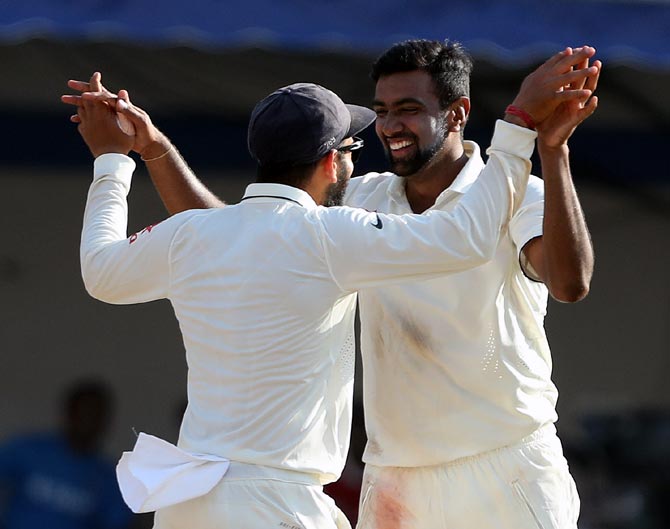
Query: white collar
242 183 317 210
386 140 484 208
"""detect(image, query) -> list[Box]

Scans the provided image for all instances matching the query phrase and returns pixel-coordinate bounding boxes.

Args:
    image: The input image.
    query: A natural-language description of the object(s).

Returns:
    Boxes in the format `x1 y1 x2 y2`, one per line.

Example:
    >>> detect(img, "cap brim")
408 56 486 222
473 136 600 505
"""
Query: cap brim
346 104 377 138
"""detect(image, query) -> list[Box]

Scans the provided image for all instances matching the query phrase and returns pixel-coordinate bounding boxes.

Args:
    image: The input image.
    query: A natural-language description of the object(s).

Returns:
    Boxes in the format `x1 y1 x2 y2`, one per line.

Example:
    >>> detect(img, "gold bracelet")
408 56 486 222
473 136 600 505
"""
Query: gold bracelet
141 145 174 162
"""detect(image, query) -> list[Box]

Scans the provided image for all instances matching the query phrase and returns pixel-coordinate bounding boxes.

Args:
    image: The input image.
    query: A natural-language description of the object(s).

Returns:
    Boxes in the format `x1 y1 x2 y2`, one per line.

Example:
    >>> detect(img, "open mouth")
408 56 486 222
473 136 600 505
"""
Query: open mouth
387 138 415 158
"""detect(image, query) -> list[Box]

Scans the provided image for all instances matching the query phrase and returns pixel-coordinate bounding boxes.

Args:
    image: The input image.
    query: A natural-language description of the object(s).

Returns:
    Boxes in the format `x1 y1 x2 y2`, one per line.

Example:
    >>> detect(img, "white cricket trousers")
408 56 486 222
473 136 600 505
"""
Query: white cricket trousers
357 424 580 529
152 462 351 529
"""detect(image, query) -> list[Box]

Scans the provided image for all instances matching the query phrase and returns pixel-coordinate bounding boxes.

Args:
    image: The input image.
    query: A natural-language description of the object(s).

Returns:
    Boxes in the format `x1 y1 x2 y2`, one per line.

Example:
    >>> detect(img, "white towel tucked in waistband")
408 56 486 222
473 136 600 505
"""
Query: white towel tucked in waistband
116 432 230 513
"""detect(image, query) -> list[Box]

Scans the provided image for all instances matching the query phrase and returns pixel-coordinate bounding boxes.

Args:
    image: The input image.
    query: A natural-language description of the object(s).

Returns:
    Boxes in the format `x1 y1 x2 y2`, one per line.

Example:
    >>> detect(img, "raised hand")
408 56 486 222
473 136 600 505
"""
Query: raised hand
76 91 134 158
536 57 601 148
508 46 600 128
61 72 116 119
61 72 170 158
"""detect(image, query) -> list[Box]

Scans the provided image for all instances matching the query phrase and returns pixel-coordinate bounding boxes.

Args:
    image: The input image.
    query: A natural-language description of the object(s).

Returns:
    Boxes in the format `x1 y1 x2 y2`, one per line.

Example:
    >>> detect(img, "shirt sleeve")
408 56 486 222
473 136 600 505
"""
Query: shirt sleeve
80 154 193 304
317 120 537 292
510 174 545 281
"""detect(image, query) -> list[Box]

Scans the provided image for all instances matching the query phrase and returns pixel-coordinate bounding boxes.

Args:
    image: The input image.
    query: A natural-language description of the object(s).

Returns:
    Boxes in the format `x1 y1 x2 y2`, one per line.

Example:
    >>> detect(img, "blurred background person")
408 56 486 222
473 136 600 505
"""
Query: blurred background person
0 379 131 529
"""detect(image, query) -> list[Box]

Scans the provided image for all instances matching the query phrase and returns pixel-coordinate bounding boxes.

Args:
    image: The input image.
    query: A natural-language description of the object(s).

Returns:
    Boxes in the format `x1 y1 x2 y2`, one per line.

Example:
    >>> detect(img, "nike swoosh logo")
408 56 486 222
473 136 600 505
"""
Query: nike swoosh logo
371 213 383 230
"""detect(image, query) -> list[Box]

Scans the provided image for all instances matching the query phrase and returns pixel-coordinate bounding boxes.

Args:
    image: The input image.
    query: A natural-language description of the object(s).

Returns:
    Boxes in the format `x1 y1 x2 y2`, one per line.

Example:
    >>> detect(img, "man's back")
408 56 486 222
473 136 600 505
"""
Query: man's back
168 192 357 482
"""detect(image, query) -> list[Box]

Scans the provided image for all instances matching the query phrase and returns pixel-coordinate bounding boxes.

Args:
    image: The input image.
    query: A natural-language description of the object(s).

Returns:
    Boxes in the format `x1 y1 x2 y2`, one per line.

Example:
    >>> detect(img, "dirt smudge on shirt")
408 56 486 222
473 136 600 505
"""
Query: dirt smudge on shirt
396 316 433 362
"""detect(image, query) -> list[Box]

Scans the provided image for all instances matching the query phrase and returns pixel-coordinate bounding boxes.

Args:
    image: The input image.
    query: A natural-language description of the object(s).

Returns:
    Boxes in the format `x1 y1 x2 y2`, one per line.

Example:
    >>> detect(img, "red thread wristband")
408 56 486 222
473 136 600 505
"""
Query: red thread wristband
505 105 536 130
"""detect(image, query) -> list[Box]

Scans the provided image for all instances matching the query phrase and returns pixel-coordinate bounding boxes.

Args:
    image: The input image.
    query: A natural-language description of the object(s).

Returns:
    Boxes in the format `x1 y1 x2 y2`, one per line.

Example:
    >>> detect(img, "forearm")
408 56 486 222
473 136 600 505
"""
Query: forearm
538 143 594 301
141 136 226 215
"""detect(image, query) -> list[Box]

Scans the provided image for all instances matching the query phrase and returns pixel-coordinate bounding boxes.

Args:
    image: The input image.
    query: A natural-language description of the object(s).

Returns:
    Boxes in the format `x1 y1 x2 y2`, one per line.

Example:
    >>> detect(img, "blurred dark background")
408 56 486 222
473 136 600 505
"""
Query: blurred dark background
1 1 669 528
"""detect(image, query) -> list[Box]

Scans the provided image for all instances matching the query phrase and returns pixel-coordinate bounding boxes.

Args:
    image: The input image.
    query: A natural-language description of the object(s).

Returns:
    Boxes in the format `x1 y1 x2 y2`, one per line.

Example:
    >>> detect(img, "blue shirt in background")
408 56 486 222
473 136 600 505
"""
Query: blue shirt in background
0 433 131 529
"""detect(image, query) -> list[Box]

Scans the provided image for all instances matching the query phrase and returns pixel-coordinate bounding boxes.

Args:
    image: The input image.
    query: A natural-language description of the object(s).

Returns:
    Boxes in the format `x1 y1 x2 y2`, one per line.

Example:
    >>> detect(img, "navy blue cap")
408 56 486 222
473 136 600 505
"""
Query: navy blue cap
248 83 376 166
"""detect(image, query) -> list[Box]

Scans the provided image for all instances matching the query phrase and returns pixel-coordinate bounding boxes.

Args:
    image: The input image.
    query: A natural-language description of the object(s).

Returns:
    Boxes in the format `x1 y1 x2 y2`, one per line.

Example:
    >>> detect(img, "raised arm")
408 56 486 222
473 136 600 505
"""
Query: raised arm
74 85 197 304
323 120 535 291
520 50 600 302
326 47 600 291
62 73 224 214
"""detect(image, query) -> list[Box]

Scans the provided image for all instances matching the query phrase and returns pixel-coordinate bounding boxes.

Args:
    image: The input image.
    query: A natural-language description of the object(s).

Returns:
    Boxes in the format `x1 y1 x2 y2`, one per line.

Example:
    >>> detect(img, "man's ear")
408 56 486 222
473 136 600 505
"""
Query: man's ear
448 96 471 133
318 150 338 184
305 151 338 206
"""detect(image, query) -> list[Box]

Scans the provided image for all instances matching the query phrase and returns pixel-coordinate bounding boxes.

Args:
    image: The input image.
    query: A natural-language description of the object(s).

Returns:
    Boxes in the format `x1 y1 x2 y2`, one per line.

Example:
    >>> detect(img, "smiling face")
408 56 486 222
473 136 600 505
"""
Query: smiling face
373 70 449 177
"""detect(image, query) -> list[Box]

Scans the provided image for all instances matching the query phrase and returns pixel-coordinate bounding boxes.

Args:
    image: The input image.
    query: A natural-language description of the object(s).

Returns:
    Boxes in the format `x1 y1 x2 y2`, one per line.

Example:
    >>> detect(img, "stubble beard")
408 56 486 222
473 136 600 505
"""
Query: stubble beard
323 162 350 207
386 120 448 178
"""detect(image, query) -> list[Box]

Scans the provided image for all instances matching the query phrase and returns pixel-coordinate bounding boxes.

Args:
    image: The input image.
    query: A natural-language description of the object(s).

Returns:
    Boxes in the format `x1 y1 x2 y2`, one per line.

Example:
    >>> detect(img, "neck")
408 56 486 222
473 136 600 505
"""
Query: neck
302 180 325 205
404 144 468 213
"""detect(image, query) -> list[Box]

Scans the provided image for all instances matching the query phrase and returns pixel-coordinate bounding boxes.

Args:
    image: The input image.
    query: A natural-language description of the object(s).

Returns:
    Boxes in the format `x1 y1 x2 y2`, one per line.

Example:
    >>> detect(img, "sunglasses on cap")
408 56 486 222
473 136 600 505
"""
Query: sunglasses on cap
335 137 364 163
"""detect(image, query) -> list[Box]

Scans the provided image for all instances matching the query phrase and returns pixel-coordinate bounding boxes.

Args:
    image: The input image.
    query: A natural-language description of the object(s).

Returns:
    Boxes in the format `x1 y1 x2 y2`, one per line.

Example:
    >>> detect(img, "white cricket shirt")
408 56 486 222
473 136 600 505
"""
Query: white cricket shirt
80 119 534 484
344 121 556 467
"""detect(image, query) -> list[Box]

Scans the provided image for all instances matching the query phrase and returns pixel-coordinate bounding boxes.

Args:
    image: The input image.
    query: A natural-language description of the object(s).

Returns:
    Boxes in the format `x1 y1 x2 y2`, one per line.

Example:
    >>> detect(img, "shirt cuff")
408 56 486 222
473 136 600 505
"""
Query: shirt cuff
518 233 544 282
93 153 136 186
488 120 537 159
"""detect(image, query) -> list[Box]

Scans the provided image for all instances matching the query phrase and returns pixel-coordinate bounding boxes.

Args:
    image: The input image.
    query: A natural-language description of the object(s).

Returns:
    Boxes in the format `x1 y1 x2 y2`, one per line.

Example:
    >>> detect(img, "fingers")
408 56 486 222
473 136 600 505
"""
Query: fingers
118 89 131 104
541 46 595 79
544 47 573 68
558 46 595 70
551 65 599 90
63 72 113 109
77 88 133 110
115 89 137 118
555 49 600 106
115 94 145 124
81 91 119 105
62 92 117 107
584 60 601 94
512 46 599 127
116 99 145 129
67 79 91 92
89 71 102 92
554 88 593 103
76 105 86 128
67 73 113 95
62 91 118 113
81 91 113 116
570 57 589 91
561 95 599 132
579 95 599 122
61 94 83 107
114 90 136 136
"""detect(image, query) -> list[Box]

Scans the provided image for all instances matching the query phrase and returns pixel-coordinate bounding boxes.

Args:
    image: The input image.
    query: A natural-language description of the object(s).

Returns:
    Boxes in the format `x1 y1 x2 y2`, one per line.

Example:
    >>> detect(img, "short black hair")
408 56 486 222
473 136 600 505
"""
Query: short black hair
371 39 473 109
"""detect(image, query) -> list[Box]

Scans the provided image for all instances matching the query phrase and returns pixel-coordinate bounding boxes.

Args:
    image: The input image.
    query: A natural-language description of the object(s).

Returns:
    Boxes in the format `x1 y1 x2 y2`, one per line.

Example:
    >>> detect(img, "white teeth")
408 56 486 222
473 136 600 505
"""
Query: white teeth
389 139 413 151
